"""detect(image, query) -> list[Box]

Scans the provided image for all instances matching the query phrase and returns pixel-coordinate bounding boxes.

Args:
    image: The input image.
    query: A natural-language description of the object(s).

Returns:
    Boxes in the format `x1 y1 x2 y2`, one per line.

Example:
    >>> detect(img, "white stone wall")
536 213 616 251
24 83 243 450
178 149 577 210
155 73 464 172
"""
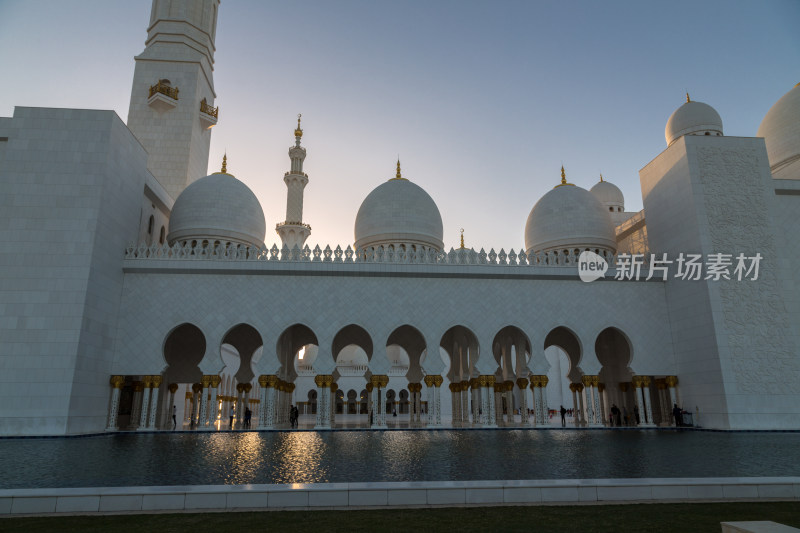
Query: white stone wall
0 108 151 435
641 135 800 429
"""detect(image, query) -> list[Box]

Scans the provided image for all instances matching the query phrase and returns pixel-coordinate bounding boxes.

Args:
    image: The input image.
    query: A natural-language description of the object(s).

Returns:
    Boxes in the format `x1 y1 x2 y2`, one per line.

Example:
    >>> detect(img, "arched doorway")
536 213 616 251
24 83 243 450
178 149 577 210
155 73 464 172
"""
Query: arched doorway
440 325 480 426
544 326 582 426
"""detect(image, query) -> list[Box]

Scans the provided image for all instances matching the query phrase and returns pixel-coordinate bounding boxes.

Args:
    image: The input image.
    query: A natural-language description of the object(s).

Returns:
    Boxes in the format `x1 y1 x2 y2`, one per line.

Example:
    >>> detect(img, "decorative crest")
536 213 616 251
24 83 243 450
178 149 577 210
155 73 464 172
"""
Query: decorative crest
460 228 465 249
686 92 691 103
391 158 406 180
221 153 228 174
600 172 604 182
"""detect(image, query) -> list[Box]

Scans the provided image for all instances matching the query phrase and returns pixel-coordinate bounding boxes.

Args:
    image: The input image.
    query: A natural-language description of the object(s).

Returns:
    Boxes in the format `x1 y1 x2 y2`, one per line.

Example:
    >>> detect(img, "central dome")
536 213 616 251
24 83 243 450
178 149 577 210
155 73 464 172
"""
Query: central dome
354 173 443 252
525 180 616 255
168 170 266 248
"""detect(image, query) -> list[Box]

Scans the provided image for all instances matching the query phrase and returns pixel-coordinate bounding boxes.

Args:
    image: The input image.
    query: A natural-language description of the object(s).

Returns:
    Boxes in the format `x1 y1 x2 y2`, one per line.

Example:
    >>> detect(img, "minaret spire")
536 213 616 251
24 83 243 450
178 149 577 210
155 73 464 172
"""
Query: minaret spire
221 153 227 174
276 115 311 249
396 159 402 179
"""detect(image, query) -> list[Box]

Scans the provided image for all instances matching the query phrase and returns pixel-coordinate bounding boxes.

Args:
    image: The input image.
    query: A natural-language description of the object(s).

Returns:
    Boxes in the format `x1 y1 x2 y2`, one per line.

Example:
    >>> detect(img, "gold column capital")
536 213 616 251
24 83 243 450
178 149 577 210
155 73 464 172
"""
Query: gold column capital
168 383 179 394
243 383 252 393
665 375 679 387
191 383 202 394
433 375 443 387
631 376 642 388
201 375 212 388
133 381 145 392
423 375 436 387
329 382 338 393
236 383 245 393
365 382 374 392
516 378 529 389
151 375 163 388
109 375 125 389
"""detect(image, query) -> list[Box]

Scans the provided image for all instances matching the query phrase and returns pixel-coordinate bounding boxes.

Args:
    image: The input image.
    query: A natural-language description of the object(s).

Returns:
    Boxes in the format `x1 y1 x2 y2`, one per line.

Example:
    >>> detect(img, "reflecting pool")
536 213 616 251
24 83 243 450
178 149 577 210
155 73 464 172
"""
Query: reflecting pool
3 430 799 489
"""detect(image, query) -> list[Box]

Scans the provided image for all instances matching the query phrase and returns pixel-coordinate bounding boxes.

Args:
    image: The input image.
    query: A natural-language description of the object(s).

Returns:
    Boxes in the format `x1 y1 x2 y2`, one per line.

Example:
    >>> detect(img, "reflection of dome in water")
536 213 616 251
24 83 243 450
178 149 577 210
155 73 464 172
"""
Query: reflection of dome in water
354 162 444 252
168 160 266 248
665 96 723 146
525 168 616 255
757 83 800 180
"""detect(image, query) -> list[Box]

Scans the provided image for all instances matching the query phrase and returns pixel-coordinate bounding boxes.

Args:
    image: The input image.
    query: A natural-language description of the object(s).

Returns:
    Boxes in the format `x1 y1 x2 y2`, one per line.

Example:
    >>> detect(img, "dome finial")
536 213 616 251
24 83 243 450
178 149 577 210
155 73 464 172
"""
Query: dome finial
686 91 691 103
554 165 574 188
599 172 604 182
396 158 402 179
460 228 465 249
221 153 228 174
294 113 303 145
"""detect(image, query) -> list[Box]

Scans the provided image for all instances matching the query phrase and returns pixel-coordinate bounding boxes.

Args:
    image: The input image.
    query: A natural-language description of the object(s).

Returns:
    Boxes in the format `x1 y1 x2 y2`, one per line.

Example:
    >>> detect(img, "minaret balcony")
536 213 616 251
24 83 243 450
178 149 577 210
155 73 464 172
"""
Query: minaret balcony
276 221 311 231
147 81 179 113
199 98 219 129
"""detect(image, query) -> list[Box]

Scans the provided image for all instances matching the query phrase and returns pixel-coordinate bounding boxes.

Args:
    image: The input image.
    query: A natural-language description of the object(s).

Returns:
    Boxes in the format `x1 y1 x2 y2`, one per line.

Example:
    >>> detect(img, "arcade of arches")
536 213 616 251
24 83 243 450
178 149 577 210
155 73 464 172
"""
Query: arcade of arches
104 323 682 431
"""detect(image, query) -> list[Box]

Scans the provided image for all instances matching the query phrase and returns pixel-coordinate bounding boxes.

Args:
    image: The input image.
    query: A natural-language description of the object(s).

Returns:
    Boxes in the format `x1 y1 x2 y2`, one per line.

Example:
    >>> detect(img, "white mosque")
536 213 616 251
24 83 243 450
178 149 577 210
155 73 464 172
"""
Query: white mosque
0 0 798 437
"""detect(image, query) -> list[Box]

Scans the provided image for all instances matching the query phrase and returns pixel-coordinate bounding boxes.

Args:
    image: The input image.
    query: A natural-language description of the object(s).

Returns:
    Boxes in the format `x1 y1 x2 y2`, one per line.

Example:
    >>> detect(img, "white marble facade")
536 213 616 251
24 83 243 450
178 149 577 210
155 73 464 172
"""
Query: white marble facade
0 2 798 436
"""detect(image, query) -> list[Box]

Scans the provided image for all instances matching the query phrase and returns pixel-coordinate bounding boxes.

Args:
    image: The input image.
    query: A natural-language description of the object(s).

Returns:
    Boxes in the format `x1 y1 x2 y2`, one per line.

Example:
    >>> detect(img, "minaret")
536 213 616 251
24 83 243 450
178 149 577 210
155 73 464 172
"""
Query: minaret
126 0 221 201
276 115 311 249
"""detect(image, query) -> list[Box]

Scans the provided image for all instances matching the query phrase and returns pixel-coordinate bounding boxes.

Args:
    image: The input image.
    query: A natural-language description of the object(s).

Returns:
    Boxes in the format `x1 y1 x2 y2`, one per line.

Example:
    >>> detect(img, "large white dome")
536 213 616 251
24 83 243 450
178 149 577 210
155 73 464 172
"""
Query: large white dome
665 99 723 146
168 171 266 248
525 182 616 255
757 83 800 180
354 175 443 252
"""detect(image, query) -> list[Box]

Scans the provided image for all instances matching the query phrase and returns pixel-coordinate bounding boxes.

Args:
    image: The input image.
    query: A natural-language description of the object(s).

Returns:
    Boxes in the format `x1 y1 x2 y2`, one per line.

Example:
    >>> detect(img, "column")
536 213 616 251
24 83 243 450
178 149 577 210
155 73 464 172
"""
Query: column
138 377 152 430
207 376 220 429
425 376 438 427
470 378 480 425
365 382 374 427
643 376 656 427
597 383 607 426
576 383 586 426
632 376 651 426
433 375 443 426
581 376 596 426
198 375 212 429
592 377 601 427
493 382 503 426
538 375 549 425
666 375 679 426
257 375 274 428
569 383 579 427
485 376 497 427
379 375 389 426
330 383 337 428
166 383 178 430
191 383 202 427
314 375 332 429
516 378 529 426
462 379 468 426
147 376 163 429
106 375 125 431
618 382 630 425
130 381 144 429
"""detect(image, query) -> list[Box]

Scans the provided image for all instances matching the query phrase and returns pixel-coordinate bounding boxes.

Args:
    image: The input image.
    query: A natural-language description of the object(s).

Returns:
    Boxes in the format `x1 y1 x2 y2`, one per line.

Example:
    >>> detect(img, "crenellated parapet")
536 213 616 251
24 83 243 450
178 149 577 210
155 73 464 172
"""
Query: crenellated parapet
124 241 629 268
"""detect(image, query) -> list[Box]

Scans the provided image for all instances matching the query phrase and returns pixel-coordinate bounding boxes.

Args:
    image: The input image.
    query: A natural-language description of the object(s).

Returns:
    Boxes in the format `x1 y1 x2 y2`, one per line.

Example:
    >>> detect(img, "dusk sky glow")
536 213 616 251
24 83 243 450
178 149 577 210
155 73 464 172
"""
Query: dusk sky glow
1 0 798 251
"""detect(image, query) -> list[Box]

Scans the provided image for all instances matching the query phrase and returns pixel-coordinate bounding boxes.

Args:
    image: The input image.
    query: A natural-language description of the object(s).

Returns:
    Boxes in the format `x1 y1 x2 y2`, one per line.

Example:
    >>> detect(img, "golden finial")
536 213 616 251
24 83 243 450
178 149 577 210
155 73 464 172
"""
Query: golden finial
396 159 402 179
600 172 604 182
554 165 574 188
686 92 691 103
460 228 465 249
294 113 303 138
221 153 227 174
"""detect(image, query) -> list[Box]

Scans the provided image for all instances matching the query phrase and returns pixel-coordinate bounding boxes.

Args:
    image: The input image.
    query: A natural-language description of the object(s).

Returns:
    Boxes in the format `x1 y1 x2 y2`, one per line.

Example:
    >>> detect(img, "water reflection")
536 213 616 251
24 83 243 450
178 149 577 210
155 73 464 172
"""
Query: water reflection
271 432 328 484
2 430 799 489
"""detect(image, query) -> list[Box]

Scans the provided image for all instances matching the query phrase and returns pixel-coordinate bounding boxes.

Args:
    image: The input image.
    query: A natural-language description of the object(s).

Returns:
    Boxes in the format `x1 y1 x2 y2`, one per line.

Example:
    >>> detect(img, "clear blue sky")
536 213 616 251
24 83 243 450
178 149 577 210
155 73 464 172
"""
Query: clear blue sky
1 0 797 251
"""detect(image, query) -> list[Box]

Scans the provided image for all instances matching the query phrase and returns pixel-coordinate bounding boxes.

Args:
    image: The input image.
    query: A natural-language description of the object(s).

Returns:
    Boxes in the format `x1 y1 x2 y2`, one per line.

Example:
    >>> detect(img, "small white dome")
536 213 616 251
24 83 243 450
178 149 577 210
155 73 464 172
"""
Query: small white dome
665 99 723 146
168 172 266 248
590 178 624 211
757 83 800 180
525 183 616 255
354 177 443 252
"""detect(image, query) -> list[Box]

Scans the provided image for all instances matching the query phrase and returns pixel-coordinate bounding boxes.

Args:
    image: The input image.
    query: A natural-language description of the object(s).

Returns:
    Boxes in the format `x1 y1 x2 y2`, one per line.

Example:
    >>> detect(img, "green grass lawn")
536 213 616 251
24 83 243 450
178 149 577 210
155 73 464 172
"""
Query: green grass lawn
2 502 799 532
